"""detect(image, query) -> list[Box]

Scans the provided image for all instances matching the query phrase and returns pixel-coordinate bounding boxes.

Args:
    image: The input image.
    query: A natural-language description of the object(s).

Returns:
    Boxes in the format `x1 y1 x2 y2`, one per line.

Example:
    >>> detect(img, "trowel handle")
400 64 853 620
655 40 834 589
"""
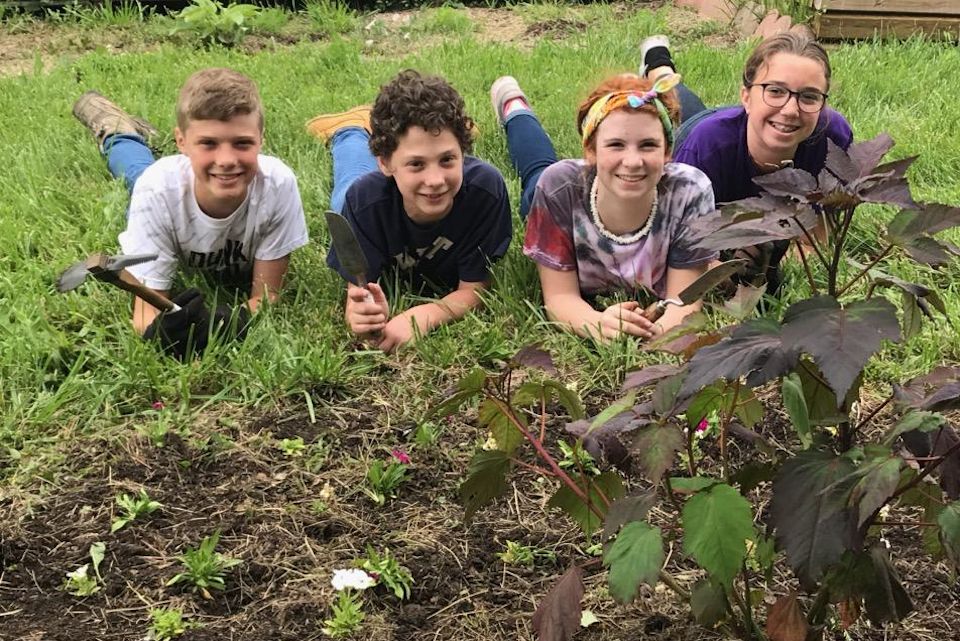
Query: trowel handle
641 301 667 323
114 269 181 313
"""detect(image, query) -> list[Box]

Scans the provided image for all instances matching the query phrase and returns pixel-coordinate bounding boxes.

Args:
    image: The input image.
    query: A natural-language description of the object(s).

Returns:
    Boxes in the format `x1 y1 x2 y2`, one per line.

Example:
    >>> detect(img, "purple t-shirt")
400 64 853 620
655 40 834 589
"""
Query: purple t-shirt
673 107 853 204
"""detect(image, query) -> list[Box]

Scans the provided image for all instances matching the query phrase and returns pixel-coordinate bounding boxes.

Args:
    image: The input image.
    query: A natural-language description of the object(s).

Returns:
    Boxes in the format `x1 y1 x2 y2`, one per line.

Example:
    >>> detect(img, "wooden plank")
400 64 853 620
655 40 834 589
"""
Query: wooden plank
816 12 960 39
820 0 960 16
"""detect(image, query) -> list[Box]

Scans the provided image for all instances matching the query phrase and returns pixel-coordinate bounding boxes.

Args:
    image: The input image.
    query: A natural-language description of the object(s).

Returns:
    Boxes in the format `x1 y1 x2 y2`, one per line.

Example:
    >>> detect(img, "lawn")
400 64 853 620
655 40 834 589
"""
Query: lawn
1 2 959 640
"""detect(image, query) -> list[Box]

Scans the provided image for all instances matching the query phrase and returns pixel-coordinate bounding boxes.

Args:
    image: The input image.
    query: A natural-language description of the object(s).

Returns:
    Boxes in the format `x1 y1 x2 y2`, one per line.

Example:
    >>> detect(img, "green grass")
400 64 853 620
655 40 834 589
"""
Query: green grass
1 4 959 488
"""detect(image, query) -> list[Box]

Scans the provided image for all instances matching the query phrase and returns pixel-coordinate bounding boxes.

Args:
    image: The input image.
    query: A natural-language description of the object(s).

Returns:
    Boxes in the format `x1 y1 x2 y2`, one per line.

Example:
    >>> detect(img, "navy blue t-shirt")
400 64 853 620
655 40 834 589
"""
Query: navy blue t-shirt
327 156 512 294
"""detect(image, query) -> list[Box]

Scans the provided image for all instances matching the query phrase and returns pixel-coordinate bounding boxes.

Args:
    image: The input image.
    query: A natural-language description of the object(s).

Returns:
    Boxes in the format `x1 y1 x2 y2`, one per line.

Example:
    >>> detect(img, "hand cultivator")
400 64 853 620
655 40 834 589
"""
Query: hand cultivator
56 252 180 312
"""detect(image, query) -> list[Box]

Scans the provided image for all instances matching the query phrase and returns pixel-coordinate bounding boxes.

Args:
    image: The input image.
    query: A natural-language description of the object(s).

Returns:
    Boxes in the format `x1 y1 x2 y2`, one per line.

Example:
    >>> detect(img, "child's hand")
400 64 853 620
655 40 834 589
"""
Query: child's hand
599 301 658 341
345 282 388 338
375 315 417 354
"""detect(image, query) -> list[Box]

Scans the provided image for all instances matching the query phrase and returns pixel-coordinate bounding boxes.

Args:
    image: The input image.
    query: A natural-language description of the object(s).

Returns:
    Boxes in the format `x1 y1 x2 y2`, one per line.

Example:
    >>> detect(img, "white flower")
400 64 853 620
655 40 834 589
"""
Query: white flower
331 568 375 592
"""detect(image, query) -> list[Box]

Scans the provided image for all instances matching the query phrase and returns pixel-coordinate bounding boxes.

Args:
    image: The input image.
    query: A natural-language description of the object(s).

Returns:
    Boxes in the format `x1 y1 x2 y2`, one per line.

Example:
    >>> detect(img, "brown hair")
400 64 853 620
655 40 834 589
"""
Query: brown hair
742 31 831 89
576 73 680 154
369 69 474 158
176 68 264 132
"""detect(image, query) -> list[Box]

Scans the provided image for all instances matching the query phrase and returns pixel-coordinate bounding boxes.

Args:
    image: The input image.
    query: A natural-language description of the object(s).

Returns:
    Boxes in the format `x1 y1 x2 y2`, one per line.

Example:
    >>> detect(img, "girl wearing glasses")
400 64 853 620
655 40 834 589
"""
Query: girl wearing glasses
489 73 717 341
640 30 852 291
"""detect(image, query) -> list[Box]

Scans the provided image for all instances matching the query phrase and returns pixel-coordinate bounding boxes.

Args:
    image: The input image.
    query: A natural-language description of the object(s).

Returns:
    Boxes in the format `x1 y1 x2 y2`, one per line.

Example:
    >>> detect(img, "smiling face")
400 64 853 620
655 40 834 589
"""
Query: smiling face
376 126 464 225
586 109 669 207
175 112 262 218
740 52 829 166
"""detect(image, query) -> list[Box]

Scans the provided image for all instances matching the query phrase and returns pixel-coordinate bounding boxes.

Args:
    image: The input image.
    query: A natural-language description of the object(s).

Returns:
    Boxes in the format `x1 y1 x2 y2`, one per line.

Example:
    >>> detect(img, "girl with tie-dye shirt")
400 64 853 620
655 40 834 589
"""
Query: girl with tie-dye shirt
490 72 717 341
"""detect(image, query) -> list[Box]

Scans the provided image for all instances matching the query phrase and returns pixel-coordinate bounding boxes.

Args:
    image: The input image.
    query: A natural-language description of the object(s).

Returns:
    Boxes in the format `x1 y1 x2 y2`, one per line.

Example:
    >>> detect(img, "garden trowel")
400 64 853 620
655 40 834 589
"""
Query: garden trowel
56 252 181 312
325 210 381 337
641 259 747 322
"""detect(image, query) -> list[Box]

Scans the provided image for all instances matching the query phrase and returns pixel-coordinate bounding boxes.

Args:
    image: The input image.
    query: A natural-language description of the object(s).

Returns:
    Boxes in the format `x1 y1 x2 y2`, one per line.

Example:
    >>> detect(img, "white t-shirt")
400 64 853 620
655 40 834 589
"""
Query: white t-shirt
119 154 309 290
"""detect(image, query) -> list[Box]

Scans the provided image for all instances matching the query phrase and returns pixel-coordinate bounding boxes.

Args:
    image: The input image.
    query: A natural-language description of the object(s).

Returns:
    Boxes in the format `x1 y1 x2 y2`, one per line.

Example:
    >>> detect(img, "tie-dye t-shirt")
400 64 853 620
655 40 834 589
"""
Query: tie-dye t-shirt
523 160 717 299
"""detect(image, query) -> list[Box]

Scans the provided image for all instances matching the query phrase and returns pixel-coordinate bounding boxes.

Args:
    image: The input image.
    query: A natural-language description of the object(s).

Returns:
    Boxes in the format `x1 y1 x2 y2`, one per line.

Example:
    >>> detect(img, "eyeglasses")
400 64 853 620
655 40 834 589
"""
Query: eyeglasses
746 83 829 114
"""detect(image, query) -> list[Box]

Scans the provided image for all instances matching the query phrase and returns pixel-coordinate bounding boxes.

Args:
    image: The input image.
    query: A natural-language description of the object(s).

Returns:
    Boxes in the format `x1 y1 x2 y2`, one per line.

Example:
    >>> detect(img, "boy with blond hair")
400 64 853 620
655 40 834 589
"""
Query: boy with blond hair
73 68 308 359
307 70 511 353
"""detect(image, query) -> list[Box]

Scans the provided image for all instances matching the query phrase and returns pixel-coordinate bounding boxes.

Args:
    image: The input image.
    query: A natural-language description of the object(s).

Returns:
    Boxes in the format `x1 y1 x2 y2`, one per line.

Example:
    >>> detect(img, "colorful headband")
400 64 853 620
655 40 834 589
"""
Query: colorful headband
580 73 681 148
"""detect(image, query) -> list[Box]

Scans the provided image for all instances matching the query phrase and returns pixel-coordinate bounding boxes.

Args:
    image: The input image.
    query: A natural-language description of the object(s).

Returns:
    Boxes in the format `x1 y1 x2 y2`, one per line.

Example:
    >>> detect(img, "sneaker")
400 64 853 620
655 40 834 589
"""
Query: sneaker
639 34 674 79
72 91 158 149
305 105 372 144
490 76 528 126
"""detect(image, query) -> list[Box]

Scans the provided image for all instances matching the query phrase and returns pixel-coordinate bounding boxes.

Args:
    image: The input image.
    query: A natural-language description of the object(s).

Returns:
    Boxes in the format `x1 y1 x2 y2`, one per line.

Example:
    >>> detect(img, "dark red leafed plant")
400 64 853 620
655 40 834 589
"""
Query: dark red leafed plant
437 134 960 640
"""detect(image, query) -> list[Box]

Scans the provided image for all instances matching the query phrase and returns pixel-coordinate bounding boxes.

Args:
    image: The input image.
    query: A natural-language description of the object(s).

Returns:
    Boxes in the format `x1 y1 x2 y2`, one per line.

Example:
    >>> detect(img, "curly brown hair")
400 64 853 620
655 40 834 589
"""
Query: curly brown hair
576 73 680 154
369 70 474 158
176 67 264 132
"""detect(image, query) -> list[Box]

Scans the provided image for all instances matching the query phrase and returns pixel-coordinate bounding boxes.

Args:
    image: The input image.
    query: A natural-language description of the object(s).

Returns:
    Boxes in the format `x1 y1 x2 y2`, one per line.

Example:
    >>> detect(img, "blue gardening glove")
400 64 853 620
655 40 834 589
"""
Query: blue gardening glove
210 303 252 344
143 288 210 360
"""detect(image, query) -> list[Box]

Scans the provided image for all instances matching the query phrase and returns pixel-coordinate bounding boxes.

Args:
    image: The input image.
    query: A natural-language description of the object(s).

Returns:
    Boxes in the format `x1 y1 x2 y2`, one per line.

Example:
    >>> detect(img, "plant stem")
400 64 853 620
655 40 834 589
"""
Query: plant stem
539 391 547 444
807 582 832 627
836 245 894 297
794 238 820 294
890 427 960 502
828 207 855 297
657 569 689 600
730 572 760 640
852 394 893 437
510 457 555 478
793 214 831 272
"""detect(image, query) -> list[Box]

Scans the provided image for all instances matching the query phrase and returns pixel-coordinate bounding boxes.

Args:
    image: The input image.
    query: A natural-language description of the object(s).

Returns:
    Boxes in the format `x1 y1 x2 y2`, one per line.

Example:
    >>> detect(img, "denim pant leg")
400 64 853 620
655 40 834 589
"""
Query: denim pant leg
329 127 378 213
676 83 708 124
503 111 558 220
104 134 155 195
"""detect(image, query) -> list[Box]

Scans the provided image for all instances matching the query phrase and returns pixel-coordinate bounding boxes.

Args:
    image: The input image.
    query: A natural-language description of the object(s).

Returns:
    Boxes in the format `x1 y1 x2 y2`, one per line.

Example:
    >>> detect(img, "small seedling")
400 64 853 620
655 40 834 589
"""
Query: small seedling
321 589 365 637
357 546 413 600
304 439 330 473
149 607 196 640
277 436 306 458
364 452 409 505
557 440 601 476
309 499 328 515
63 541 106 596
413 420 442 447
111 489 162 532
166 531 241 597
497 540 557 567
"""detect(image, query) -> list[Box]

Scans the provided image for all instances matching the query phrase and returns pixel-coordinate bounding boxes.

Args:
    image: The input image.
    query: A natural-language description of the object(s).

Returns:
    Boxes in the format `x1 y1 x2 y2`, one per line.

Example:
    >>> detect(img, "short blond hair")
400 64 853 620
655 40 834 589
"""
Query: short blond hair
176 68 264 132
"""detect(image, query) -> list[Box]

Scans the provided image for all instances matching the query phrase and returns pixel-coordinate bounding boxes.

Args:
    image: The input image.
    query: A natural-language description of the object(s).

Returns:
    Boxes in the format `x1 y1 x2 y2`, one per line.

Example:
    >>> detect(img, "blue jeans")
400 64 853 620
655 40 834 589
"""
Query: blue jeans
329 127 378 213
104 133 155 195
503 110 558 220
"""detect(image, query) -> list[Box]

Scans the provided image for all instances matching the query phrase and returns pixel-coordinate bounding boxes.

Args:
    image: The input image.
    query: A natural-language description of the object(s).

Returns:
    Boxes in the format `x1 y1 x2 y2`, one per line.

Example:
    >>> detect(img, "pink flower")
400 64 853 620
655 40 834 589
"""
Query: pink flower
390 448 411 465
152 401 165 411
696 418 709 433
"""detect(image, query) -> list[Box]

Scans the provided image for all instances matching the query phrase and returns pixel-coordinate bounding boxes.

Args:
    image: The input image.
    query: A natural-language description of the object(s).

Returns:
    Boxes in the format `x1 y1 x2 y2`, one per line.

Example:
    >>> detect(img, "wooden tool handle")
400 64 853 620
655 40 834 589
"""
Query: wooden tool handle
642 301 666 322
113 269 179 312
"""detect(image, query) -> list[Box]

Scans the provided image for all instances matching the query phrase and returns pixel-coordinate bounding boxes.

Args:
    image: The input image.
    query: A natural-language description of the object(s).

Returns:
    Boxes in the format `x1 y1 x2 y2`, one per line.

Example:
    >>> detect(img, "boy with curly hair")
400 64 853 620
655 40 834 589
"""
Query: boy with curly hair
73 68 309 359
307 70 512 353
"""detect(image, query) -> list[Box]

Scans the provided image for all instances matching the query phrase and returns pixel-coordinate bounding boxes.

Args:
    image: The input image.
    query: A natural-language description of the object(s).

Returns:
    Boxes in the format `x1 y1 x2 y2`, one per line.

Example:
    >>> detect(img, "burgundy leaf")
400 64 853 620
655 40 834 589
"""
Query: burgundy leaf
769 450 861 588
766 592 808 641
621 364 683 392
706 283 765 320
902 236 956 266
899 424 960 499
752 167 819 201
825 138 860 183
856 176 916 209
781 296 901 404
602 492 657 542
894 366 960 408
848 133 895 177
565 412 650 472
818 167 842 194
693 206 820 252
871 155 918 180
862 547 914 624
532 565 584 641
681 318 798 398
512 344 557 374
888 203 960 242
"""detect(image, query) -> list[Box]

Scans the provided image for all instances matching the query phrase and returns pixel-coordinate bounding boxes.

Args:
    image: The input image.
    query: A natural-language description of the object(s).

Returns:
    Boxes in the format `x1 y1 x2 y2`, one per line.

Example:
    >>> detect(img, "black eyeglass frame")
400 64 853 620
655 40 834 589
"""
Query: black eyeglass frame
744 83 829 114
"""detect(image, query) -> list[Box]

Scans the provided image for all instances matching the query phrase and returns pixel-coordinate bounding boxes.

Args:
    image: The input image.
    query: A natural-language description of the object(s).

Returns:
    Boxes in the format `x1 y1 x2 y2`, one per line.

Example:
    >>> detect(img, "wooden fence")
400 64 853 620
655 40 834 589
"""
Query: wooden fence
814 0 960 40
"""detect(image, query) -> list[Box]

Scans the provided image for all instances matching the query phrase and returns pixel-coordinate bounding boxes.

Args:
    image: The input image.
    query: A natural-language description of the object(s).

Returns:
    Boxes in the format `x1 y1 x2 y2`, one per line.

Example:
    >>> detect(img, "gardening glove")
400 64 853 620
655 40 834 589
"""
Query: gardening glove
142 288 211 360
210 303 252 344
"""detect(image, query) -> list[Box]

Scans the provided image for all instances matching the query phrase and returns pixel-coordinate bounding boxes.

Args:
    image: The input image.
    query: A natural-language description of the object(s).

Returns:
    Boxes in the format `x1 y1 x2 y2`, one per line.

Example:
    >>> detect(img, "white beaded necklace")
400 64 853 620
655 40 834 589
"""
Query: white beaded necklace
589 176 658 245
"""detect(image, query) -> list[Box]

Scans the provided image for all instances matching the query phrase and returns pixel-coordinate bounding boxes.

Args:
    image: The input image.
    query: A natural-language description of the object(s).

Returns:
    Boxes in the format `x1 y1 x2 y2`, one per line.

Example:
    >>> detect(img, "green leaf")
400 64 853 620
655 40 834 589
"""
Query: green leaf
769 450 860 587
669 476 718 494
735 390 764 428
602 492 656 542
882 410 946 446
686 384 726 430
531 565 583 641
899 474 946 555
682 483 756 586
603 521 664 604
632 424 684 483
781 296 901 405
938 501 960 572
548 472 624 538
690 579 728 627
707 283 765 320
589 390 636 433
652 373 684 415
459 450 511 523
543 380 585 420
850 457 902 527
513 380 584 422
478 398 524 456
731 461 777 495
782 372 811 448
901 291 923 341
89 541 106 582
